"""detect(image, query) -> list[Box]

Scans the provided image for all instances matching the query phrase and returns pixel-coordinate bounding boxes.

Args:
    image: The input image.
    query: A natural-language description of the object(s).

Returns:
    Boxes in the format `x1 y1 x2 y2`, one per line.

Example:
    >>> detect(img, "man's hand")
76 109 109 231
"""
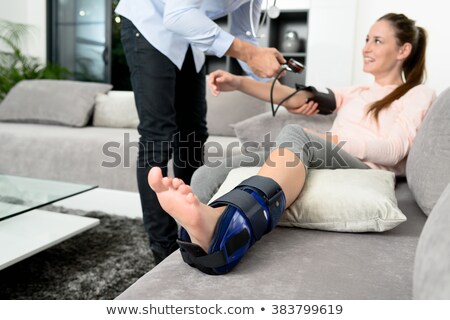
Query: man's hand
246 46 285 78
226 38 285 78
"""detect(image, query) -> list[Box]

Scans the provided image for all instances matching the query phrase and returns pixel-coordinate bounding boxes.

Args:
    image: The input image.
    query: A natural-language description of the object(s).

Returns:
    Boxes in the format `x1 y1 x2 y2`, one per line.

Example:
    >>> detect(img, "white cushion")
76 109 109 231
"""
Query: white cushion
210 167 406 232
93 91 139 129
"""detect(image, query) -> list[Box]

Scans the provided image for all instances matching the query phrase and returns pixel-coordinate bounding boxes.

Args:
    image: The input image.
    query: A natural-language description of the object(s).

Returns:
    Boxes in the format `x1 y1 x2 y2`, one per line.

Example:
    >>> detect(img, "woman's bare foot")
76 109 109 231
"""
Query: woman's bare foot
148 167 223 252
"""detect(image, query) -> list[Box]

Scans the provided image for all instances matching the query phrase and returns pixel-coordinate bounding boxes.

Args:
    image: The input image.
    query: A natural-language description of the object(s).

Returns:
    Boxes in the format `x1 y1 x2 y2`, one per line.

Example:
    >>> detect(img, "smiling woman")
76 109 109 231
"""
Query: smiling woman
149 12 436 275
363 13 428 120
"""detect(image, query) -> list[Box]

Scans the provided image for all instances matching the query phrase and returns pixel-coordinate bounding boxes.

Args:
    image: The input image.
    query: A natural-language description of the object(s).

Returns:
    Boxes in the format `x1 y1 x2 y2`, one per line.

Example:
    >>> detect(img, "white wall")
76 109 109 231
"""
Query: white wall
0 0 47 62
1 0 449 93
307 0 357 87
352 0 450 94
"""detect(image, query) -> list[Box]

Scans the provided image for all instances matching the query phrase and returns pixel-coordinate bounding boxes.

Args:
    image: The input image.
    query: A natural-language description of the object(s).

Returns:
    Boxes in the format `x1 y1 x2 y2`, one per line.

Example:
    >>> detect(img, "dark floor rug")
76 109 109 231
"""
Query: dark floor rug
0 206 155 300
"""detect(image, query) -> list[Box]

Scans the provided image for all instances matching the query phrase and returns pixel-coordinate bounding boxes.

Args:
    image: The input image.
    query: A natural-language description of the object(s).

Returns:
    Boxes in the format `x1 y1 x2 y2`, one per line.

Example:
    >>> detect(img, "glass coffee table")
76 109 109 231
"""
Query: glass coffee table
0 175 100 270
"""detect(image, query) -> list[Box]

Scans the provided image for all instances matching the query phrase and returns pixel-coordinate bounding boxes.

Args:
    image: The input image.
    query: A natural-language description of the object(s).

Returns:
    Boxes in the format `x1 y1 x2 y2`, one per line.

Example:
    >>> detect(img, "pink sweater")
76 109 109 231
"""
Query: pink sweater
330 83 436 175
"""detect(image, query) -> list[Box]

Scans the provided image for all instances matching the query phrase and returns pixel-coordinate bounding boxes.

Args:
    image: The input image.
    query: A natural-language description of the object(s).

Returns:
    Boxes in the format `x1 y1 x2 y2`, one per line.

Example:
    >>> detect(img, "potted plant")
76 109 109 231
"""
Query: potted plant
0 19 71 101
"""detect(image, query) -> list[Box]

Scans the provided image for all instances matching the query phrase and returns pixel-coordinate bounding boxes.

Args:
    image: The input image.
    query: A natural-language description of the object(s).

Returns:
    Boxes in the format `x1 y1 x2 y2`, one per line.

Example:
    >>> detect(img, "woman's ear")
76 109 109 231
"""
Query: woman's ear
398 42 413 60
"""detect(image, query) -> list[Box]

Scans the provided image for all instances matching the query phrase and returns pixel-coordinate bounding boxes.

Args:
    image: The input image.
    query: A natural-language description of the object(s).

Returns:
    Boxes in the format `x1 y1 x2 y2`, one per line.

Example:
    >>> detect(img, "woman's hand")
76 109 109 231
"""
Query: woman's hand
208 70 241 96
285 99 319 116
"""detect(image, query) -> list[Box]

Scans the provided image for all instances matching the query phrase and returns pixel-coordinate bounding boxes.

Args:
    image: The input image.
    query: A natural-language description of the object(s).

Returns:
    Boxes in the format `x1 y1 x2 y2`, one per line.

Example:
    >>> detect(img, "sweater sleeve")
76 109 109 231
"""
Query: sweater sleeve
341 85 436 166
333 85 367 112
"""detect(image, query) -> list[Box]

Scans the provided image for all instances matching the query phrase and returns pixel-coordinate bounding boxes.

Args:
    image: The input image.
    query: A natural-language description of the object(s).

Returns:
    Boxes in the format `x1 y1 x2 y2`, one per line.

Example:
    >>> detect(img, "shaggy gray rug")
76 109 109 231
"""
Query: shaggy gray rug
0 206 154 300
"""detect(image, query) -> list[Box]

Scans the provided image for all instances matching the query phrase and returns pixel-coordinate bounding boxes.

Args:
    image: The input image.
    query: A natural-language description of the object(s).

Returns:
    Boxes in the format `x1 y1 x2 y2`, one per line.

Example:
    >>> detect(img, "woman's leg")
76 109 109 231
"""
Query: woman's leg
191 151 267 203
257 147 306 207
147 149 306 251
148 124 369 264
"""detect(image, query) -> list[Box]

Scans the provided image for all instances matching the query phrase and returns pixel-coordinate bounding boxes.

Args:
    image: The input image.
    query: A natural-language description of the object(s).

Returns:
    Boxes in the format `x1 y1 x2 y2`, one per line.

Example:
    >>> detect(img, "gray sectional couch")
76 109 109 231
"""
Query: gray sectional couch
0 79 267 192
1 79 449 299
116 87 450 300
0 80 140 191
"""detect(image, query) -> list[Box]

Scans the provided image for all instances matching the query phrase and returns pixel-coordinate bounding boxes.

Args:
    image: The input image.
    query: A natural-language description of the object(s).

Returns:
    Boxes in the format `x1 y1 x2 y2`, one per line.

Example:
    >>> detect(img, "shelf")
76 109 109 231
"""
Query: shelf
268 11 308 54
281 52 306 58
205 9 309 86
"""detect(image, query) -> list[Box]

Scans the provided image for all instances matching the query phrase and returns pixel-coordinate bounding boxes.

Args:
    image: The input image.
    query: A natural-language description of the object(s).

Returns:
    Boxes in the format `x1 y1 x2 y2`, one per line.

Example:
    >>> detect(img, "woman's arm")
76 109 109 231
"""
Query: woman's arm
208 69 317 115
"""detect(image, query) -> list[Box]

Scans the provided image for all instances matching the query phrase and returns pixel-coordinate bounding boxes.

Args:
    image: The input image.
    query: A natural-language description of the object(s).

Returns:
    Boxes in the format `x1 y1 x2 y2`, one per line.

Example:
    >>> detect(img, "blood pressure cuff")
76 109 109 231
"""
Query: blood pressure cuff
177 176 286 275
295 84 336 115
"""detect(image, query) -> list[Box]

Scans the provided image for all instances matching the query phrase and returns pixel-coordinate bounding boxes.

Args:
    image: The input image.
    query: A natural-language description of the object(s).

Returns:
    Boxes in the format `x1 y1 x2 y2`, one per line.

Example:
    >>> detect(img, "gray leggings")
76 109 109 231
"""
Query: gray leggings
191 124 370 203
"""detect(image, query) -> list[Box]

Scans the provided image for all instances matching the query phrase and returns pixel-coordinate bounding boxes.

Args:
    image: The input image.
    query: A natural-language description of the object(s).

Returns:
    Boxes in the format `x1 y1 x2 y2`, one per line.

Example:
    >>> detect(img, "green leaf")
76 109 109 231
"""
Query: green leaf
0 19 71 101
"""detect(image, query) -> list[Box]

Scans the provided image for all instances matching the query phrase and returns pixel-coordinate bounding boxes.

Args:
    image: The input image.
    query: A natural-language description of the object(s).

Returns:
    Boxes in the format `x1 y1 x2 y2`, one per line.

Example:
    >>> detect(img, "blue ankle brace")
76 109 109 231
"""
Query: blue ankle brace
177 176 286 275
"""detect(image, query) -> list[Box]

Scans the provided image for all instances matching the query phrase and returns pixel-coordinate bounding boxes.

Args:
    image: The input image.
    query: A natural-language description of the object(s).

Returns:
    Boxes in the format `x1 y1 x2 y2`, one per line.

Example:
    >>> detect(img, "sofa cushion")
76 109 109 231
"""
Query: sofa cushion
413 183 450 299
206 78 269 137
93 91 139 129
210 167 406 232
0 122 138 192
232 108 336 143
406 87 450 215
0 79 112 127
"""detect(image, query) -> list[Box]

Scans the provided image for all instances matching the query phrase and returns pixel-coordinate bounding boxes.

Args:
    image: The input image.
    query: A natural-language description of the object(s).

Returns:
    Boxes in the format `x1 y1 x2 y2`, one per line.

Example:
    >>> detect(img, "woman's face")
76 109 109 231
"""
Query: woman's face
362 20 406 79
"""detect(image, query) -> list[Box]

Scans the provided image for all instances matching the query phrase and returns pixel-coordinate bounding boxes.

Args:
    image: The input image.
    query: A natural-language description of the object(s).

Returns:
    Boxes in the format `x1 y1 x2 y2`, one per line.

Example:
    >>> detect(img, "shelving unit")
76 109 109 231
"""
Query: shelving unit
268 10 308 86
205 9 308 87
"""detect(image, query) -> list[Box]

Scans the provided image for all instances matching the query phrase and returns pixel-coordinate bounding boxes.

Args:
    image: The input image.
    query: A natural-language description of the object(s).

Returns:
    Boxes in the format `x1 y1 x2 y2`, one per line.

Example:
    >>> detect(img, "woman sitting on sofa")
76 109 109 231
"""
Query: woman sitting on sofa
148 13 436 275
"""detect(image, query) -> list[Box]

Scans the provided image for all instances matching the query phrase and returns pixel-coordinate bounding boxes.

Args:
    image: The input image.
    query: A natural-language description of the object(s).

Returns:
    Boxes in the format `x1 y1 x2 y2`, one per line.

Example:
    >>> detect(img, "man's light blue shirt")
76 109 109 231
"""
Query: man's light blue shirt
116 0 262 73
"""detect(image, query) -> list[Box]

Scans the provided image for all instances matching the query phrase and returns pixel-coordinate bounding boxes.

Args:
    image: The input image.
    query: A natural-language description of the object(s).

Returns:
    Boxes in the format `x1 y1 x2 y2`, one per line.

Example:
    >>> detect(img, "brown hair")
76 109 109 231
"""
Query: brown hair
367 13 427 120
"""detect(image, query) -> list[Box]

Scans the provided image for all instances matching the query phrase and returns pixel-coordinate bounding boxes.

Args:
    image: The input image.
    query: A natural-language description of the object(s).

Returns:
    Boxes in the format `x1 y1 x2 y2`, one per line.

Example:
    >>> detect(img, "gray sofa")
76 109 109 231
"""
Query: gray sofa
116 87 450 300
0 80 139 191
0 79 267 192
1 79 449 299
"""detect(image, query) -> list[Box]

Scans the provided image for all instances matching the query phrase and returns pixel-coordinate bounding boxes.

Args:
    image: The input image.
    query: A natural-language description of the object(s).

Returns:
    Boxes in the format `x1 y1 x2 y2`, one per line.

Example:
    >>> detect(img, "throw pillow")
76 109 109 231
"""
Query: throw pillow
232 108 336 143
93 91 139 129
210 167 406 232
0 79 112 127
406 87 450 215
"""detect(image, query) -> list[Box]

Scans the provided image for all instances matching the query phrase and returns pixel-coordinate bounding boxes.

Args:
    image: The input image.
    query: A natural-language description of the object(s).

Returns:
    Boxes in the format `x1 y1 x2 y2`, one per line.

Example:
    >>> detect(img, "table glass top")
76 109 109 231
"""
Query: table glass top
0 175 96 221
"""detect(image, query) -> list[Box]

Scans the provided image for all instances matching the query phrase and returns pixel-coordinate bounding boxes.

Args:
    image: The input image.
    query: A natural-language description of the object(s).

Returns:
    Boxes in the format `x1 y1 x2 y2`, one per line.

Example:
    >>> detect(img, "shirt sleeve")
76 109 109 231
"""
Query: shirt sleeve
229 0 260 46
162 0 235 57
228 0 264 80
340 85 436 166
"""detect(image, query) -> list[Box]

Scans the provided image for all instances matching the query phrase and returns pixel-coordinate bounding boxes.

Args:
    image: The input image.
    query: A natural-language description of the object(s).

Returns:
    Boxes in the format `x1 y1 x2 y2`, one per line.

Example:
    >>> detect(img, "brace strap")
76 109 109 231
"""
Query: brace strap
177 176 285 275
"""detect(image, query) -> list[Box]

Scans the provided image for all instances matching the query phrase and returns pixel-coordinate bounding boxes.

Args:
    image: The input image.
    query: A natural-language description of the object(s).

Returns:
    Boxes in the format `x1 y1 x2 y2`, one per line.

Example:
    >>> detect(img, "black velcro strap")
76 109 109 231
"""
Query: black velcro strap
225 229 250 256
237 176 282 207
211 189 267 241
177 239 228 274
211 189 259 213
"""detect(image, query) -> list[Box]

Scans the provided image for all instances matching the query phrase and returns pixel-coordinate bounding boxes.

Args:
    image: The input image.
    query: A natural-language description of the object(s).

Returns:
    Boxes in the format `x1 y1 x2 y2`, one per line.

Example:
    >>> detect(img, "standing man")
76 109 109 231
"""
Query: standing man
116 0 285 264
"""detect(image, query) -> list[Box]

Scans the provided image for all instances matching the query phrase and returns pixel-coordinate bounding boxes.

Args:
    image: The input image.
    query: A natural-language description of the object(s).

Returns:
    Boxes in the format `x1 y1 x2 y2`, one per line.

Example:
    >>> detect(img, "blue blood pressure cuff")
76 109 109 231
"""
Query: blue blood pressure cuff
295 84 336 115
177 176 286 275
